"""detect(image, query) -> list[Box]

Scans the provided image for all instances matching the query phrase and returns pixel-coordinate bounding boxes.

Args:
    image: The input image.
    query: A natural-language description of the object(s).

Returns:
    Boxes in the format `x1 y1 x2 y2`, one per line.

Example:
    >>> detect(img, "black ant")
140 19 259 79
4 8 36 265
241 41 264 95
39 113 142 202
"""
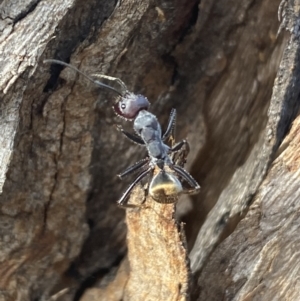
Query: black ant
44 59 200 207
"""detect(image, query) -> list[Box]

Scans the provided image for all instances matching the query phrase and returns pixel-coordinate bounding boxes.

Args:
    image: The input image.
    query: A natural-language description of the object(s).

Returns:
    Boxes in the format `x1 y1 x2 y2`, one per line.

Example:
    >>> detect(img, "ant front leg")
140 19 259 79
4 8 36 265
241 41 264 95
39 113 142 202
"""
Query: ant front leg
115 125 145 145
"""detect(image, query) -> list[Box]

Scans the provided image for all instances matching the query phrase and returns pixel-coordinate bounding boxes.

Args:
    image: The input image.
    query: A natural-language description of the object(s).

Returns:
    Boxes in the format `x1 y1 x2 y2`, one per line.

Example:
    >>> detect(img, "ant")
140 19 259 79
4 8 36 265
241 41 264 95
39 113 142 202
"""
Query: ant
44 59 200 207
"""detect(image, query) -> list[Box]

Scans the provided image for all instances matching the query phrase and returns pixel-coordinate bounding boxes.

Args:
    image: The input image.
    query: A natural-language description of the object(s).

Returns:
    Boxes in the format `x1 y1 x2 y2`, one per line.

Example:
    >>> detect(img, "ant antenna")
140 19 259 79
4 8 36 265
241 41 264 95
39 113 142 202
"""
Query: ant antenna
91 73 128 94
43 59 124 96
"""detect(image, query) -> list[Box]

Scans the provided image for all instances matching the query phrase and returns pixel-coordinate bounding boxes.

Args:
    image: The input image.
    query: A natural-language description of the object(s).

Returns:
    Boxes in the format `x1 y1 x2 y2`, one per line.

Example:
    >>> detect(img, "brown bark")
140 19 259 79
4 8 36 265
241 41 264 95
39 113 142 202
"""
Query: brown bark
197 114 300 300
0 0 299 300
123 188 190 301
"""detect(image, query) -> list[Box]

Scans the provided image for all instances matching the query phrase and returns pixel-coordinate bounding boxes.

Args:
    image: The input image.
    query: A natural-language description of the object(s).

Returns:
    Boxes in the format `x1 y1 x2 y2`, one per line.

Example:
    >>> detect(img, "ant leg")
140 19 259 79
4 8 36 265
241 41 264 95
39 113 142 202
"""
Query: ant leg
162 109 176 145
118 158 149 179
115 125 145 145
171 139 189 152
117 167 153 208
170 139 190 167
170 164 200 194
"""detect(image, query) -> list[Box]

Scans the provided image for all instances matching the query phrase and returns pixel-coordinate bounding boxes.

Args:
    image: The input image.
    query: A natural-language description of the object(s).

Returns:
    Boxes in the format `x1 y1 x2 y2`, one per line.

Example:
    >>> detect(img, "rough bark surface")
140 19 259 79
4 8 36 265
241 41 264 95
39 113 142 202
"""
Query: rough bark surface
124 187 189 301
189 0 299 272
197 114 300 301
193 1 300 300
0 0 299 300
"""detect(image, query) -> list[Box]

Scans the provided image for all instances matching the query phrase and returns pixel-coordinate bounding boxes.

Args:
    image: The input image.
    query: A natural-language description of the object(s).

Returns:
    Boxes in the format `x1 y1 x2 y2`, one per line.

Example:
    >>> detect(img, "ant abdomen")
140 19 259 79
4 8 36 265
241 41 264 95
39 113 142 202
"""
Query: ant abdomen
149 170 183 203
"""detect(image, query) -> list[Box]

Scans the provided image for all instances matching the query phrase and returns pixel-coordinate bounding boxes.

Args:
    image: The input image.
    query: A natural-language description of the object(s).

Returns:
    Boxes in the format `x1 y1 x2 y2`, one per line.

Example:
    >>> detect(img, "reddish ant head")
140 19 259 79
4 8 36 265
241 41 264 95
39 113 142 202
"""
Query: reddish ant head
113 92 150 120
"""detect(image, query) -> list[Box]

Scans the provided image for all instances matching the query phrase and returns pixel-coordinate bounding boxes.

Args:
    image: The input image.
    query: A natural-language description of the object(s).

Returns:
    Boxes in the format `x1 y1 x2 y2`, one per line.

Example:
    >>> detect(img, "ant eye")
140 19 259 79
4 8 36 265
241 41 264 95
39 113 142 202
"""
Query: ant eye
113 92 150 120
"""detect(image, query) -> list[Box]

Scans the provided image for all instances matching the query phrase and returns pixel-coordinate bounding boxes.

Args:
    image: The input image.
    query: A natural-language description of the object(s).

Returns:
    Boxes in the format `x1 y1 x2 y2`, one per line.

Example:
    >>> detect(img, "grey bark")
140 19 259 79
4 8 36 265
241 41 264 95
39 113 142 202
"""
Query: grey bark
0 0 299 300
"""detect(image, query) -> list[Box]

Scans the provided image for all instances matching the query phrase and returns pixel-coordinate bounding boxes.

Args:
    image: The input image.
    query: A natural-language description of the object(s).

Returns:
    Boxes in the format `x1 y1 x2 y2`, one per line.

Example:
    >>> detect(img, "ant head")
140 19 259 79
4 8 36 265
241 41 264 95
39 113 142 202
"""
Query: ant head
113 92 150 120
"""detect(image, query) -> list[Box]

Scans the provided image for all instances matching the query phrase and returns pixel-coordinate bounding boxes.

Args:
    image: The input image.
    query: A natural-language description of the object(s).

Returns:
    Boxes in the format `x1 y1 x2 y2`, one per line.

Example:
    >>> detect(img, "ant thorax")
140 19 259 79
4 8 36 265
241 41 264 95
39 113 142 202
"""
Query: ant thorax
134 110 170 160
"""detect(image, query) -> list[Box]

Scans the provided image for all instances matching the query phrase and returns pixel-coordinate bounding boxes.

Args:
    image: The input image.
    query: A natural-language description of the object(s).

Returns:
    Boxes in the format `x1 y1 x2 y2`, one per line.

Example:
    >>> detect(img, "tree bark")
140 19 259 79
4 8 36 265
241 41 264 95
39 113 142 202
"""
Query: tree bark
0 0 299 300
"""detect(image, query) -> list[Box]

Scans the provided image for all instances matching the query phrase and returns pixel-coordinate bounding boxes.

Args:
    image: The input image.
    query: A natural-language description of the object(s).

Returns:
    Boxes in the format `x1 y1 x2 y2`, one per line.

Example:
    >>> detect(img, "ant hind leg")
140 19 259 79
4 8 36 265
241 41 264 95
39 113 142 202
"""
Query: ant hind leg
117 167 152 208
170 164 200 195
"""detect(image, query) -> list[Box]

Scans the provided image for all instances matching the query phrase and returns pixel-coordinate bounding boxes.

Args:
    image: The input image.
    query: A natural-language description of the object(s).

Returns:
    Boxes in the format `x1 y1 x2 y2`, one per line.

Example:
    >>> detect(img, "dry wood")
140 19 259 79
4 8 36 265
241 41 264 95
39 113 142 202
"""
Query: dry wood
124 187 190 301
197 114 300 301
192 1 300 300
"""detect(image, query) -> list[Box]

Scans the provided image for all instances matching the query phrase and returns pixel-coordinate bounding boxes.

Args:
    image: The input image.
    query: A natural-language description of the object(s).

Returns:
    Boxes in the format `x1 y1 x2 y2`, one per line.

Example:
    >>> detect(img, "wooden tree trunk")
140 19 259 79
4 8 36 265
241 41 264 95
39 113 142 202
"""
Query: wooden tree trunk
0 0 299 300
